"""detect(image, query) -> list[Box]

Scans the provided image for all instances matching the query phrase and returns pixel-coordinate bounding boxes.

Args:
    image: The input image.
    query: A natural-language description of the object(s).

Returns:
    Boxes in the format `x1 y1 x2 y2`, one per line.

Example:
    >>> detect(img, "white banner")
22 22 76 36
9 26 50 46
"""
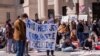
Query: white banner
79 15 87 21
69 15 78 24
26 19 58 50
61 16 69 23
69 15 77 21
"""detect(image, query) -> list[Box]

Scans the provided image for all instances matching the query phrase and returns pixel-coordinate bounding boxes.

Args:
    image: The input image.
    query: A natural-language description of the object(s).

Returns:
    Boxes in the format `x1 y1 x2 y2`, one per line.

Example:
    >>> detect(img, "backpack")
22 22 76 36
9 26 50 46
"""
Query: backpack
95 42 100 50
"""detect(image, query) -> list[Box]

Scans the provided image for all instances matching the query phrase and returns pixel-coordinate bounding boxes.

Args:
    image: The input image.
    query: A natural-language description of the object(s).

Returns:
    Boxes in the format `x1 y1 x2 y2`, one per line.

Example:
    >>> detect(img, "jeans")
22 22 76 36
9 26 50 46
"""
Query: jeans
7 39 12 52
12 40 17 53
77 32 85 46
84 33 89 39
66 32 70 39
16 40 25 56
62 47 74 52
61 43 74 52
24 42 30 56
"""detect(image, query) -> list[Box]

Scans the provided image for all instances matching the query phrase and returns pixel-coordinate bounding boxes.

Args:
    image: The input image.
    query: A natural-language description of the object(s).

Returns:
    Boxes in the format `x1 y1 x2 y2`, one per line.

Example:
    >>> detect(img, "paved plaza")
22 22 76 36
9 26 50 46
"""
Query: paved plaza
0 50 100 56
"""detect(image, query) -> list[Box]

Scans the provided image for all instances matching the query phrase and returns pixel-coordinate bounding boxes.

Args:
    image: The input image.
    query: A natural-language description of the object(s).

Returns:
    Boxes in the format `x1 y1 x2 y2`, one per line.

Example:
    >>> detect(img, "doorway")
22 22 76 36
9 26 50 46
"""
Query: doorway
92 2 100 21
48 9 54 19
62 6 67 16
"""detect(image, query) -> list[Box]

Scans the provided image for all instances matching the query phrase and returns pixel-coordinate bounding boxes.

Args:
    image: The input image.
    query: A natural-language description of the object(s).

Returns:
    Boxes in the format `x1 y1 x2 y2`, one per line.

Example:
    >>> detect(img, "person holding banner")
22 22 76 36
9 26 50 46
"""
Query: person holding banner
47 15 54 24
26 18 58 56
13 14 26 56
33 13 41 24
46 18 55 56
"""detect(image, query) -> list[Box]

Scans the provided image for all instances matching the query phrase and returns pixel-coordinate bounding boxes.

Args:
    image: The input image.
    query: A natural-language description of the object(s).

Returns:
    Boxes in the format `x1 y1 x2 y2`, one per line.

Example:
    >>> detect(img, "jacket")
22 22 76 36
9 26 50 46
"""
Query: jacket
13 19 26 41
58 24 68 33
5 23 13 39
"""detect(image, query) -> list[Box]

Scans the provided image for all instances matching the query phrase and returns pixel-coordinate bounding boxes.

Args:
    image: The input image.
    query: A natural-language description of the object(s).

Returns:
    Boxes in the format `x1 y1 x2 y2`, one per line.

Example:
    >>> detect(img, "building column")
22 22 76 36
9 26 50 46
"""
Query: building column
38 0 48 21
79 0 85 14
38 0 41 20
54 0 61 19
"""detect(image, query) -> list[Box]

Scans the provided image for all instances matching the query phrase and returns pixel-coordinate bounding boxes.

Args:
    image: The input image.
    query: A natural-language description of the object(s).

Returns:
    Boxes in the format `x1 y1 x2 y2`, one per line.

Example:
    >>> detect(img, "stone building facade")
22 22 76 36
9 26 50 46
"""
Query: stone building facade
0 0 100 25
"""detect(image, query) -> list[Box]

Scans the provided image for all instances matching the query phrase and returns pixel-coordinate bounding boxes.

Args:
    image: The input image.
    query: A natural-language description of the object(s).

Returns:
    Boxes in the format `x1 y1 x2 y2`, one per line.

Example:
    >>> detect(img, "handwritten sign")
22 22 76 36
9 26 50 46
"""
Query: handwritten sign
69 15 77 21
26 19 58 50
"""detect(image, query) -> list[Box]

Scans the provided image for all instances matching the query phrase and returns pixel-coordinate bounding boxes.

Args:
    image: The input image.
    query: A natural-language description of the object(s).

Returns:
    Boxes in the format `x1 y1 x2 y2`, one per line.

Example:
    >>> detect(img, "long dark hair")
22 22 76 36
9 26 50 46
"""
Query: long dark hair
70 29 77 41
71 21 76 29
6 19 12 28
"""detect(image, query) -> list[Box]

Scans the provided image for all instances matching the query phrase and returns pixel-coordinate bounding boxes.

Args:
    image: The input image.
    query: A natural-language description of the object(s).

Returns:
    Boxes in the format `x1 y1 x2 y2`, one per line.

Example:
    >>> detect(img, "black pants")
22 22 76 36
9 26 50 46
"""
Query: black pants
56 33 62 45
24 42 30 56
47 50 54 55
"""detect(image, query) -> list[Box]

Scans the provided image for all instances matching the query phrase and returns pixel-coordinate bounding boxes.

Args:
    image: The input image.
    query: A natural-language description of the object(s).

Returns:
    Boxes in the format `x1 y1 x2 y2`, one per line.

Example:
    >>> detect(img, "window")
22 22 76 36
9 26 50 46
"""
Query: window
62 6 67 16
6 12 10 20
20 0 24 4
76 3 79 15
97 0 100 2
48 9 54 19
92 2 100 20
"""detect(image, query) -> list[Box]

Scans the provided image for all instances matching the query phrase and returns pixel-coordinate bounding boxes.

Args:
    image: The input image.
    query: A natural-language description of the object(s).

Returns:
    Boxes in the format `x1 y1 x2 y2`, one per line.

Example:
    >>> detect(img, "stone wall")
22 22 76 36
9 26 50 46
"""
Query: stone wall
0 8 16 25
0 0 98 25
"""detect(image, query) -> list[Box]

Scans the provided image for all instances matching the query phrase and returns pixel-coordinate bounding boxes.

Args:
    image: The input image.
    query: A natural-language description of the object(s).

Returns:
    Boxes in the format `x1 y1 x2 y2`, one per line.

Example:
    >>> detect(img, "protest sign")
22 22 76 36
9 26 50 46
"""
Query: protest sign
69 15 77 23
79 15 88 21
26 19 58 50
61 16 69 23
69 15 77 21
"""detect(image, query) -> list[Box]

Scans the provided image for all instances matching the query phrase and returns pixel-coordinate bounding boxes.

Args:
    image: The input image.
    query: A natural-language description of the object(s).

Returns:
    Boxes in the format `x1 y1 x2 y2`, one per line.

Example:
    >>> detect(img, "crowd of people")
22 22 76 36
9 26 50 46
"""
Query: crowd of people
0 13 100 56
57 19 100 52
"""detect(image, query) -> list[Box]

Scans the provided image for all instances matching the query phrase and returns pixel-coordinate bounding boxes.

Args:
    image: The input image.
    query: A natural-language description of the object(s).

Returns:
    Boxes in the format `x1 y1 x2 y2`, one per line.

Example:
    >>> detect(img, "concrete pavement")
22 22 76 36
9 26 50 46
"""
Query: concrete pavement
0 50 100 56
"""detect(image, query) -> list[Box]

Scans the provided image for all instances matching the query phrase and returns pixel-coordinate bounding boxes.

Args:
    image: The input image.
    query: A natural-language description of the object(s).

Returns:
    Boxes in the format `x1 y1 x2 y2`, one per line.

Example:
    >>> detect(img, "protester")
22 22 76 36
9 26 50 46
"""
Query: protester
56 31 62 45
59 23 70 44
61 21 79 52
46 17 55 56
70 22 80 49
47 14 54 24
34 13 41 24
77 21 84 46
89 32 98 44
13 14 26 56
83 36 94 50
84 21 89 39
5 19 13 53
97 19 100 37
58 23 67 37
61 39 75 52
92 20 99 37
66 24 70 39
0 37 6 49
21 14 30 56
39 17 56 56
12 16 20 53
57 23 68 50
